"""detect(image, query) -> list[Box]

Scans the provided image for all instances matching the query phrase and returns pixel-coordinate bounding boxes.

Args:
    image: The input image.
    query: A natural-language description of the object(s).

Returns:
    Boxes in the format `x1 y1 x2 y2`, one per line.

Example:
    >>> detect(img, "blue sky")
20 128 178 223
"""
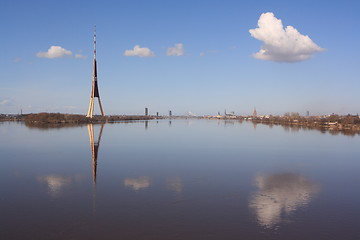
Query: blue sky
1 0 359 116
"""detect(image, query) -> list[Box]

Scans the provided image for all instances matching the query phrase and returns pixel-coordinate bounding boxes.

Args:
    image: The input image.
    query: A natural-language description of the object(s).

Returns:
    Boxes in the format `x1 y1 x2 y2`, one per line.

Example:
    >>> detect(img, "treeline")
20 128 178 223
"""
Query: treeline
252 113 360 135
24 113 158 124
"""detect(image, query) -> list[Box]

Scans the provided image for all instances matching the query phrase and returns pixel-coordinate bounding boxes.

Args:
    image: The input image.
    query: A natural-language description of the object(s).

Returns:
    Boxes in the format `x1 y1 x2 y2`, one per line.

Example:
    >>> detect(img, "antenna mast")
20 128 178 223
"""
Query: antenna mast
86 25 104 118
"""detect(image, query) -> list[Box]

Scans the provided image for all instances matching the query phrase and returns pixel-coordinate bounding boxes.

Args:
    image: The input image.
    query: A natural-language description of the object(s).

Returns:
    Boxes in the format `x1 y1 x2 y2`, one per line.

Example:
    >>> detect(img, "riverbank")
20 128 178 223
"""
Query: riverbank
248 114 360 136
0 113 160 124
1 112 360 135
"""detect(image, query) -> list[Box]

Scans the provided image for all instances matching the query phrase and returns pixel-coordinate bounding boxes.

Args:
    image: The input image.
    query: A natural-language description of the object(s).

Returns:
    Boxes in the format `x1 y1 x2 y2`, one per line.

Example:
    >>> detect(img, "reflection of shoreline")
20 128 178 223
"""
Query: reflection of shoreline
249 173 319 228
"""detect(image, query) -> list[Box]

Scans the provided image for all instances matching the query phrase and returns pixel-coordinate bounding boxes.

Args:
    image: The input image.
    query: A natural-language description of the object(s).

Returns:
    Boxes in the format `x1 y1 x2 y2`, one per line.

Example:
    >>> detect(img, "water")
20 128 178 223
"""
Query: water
1 120 360 239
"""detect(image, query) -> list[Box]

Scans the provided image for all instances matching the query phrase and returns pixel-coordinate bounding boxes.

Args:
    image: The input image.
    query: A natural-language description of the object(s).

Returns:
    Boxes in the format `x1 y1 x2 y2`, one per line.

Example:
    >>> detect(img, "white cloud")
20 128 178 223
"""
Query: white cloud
36 46 72 59
123 45 155 58
75 54 86 59
0 99 10 105
166 43 184 56
0 99 15 106
249 12 324 62
199 49 219 57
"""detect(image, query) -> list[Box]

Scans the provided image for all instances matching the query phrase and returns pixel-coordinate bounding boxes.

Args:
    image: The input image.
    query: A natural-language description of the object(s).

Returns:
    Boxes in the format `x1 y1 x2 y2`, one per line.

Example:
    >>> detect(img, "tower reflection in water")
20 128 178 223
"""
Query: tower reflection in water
87 123 104 213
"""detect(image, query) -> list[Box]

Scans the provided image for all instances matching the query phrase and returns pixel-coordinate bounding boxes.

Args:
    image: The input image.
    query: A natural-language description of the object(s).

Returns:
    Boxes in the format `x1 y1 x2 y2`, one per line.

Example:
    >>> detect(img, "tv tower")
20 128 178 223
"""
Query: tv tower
86 25 104 118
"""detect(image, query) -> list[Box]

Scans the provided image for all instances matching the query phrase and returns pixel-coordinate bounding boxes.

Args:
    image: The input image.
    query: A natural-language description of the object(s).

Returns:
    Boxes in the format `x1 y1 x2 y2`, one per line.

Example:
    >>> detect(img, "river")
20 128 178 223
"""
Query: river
1 119 359 239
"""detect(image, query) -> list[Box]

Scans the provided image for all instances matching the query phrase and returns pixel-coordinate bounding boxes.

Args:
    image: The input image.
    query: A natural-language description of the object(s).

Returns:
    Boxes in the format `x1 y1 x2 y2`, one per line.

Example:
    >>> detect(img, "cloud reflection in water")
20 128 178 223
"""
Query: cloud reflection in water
124 176 151 191
249 173 319 228
37 175 72 198
166 177 183 194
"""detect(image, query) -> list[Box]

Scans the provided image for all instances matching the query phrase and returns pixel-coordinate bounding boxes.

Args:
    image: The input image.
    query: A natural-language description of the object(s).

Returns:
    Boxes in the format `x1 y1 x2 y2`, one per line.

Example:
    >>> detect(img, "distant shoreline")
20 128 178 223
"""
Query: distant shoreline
0 112 160 123
1 112 360 136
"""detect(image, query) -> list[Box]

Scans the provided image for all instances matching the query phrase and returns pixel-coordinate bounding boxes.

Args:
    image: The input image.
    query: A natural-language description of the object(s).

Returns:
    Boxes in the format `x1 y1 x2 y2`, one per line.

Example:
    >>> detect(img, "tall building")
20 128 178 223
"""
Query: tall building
253 108 257 117
86 26 104 118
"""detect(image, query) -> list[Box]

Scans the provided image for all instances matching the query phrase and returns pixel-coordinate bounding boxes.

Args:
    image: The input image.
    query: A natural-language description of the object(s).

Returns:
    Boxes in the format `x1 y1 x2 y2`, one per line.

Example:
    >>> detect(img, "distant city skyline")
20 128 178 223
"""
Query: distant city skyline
1 0 359 116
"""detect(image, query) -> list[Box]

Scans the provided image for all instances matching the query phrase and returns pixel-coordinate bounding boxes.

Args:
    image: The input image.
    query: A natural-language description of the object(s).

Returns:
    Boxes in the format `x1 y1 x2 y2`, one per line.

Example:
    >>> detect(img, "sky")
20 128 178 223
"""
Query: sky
1 0 359 116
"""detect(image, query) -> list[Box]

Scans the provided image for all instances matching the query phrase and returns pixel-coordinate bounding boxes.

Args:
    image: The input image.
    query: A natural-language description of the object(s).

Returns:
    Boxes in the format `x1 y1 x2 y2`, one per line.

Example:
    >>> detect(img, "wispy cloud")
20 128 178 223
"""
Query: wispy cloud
0 98 15 106
75 54 86 59
0 99 10 105
124 45 155 58
12 57 22 63
199 49 219 57
36 46 72 59
166 43 184 56
249 12 324 62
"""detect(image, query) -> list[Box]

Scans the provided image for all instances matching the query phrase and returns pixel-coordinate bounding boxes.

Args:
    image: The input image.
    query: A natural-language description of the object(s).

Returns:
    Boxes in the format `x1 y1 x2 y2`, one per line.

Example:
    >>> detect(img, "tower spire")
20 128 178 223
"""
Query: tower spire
87 25 104 118
94 25 96 59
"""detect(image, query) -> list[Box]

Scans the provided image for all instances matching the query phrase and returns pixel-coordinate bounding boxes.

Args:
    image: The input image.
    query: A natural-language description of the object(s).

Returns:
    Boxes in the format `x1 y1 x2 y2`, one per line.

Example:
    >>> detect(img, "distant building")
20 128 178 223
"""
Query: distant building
253 108 257 118
145 108 148 116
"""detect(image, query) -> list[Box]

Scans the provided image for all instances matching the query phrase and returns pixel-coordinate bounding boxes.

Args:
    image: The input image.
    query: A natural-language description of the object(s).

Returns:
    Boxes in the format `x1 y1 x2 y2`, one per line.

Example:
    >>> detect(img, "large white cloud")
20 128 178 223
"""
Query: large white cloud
166 43 184 56
123 45 155 58
249 12 324 62
36 46 72 59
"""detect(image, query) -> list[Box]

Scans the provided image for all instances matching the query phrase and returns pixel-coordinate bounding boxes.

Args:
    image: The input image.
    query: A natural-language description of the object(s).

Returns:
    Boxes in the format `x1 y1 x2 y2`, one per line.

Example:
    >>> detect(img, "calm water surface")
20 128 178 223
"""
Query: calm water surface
1 120 360 240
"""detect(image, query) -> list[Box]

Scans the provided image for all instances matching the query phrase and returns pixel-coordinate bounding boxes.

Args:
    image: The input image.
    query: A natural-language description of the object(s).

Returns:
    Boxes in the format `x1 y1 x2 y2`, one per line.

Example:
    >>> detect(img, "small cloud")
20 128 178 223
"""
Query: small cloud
75 54 86 59
12 57 22 63
166 43 184 56
0 99 15 106
199 49 219 57
249 12 324 62
0 99 10 105
36 46 72 59
124 45 155 58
